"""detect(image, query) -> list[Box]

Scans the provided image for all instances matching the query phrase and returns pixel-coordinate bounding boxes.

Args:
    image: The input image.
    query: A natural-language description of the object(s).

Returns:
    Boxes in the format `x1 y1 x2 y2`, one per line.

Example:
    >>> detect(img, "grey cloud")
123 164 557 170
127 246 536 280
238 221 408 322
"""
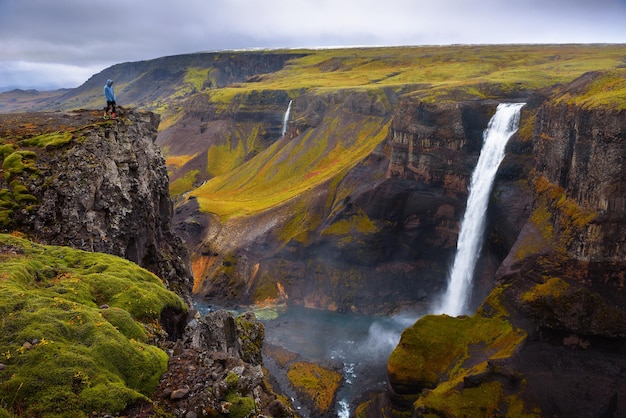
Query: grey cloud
1 0 625 91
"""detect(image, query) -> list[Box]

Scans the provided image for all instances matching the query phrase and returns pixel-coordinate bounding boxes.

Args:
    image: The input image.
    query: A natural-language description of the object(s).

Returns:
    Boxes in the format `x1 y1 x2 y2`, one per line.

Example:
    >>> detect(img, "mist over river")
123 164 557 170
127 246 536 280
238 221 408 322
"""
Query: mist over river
195 302 420 416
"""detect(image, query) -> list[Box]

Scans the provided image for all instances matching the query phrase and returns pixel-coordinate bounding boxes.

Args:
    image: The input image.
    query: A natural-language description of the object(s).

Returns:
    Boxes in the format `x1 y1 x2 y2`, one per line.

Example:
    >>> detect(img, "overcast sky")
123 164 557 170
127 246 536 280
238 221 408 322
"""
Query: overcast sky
1 0 626 91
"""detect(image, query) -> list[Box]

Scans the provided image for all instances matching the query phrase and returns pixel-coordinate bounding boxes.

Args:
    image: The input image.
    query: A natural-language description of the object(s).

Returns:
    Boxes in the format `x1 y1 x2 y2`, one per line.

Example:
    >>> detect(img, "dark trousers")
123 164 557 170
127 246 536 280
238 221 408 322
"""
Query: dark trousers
106 100 116 114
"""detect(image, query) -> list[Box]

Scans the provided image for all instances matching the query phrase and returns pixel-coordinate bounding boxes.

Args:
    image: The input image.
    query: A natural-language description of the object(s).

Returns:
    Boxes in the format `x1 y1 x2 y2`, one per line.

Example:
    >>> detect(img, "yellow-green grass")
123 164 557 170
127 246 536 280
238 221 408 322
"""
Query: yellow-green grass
192 111 391 220
205 123 265 178
183 67 211 92
554 68 626 109
160 45 626 113
165 153 198 171
240 45 626 97
177 45 626 221
0 233 186 417
169 169 200 198
388 314 526 392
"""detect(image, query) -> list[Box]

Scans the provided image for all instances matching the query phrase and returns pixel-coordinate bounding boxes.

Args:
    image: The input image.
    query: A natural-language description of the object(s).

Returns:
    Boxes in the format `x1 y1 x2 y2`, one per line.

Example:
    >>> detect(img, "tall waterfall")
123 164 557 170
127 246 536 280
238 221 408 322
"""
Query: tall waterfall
281 100 292 137
436 103 524 317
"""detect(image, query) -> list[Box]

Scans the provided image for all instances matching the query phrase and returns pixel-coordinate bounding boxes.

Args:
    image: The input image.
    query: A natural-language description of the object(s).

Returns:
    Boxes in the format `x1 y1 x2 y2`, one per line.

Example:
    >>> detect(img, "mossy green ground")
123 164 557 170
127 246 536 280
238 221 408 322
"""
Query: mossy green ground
0 233 186 417
388 307 532 416
287 361 342 414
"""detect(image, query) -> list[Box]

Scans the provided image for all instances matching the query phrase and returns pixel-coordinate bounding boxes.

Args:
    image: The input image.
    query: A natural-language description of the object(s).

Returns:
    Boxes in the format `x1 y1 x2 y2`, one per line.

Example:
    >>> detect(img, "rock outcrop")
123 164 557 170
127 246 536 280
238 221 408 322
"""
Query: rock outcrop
0 109 193 307
154 310 294 417
0 108 294 417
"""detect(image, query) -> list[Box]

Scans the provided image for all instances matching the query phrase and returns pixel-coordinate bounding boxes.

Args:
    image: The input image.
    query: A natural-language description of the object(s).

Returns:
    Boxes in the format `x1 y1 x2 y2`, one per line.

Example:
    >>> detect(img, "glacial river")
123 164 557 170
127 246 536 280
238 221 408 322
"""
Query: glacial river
251 305 419 416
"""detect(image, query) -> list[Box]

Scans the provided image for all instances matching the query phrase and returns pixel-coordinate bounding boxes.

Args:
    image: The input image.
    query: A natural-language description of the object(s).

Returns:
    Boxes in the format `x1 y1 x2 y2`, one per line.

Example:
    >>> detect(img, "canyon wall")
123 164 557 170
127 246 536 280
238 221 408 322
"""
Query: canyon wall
366 72 626 417
179 89 531 315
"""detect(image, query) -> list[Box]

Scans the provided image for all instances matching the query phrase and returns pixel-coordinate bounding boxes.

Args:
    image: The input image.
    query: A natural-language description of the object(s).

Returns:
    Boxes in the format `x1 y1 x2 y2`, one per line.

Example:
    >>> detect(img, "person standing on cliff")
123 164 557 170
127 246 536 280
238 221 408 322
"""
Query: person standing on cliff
103 79 117 119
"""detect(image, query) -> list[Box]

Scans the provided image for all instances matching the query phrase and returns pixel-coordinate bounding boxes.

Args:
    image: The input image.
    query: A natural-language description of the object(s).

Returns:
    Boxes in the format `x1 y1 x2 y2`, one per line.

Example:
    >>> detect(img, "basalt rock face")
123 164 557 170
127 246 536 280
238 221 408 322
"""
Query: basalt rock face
0 109 193 306
533 101 626 263
380 97 532 309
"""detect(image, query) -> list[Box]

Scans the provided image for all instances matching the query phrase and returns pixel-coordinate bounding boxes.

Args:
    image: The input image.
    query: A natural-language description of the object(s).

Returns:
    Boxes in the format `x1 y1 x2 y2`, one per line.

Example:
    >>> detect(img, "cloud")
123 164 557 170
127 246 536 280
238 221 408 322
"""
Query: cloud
0 61 102 91
1 0 626 91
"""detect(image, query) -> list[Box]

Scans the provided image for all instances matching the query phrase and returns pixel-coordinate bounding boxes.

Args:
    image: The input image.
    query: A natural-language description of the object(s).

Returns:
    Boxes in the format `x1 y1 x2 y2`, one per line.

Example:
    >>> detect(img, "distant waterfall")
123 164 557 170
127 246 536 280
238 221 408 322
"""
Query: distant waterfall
281 100 292 137
436 103 524 317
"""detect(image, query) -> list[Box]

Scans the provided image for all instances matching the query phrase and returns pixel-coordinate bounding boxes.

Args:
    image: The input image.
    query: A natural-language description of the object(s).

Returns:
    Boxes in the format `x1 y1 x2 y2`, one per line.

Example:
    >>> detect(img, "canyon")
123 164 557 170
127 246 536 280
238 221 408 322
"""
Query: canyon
0 45 625 417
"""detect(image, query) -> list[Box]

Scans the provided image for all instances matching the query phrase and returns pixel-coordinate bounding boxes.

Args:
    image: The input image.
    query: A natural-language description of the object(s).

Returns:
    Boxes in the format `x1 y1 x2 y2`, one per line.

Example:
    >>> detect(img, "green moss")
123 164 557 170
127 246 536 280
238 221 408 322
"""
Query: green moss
414 379 539 417
0 233 185 417
224 391 256 418
21 132 73 149
388 313 526 392
169 169 200 198
184 67 211 92
322 210 379 238
206 133 247 178
531 175 596 255
277 197 323 244
521 277 569 303
517 112 535 142
252 280 278 302
9 181 37 204
2 151 37 181
387 308 535 417
287 361 342 414
224 371 239 389
0 144 15 160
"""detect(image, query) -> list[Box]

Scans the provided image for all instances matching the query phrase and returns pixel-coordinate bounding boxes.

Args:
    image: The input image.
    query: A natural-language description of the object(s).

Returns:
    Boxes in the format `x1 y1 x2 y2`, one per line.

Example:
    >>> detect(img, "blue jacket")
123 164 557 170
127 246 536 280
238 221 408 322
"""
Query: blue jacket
104 79 116 102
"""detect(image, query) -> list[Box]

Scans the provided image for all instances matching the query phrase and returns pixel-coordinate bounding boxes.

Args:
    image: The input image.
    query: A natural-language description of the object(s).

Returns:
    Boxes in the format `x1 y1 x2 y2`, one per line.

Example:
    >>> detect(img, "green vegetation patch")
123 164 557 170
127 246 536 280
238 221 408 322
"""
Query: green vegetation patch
388 313 526 393
531 175 596 255
321 210 379 241
287 361 342 414
193 103 391 220
169 169 200 199
183 67 211 92
21 131 74 149
0 233 186 417
555 69 626 110
0 149 39 228
388 310 532 416
2 151 37 181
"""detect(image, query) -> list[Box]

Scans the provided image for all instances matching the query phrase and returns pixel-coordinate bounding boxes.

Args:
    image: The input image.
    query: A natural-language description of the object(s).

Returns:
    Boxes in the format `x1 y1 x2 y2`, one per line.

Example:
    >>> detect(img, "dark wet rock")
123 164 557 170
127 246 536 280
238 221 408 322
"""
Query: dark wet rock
154 310 295 417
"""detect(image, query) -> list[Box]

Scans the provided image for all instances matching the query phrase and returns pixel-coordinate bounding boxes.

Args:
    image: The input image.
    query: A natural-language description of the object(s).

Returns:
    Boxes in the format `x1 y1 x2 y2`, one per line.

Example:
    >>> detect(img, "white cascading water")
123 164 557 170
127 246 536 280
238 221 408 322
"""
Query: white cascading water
281 100 292 136
436 103 524 317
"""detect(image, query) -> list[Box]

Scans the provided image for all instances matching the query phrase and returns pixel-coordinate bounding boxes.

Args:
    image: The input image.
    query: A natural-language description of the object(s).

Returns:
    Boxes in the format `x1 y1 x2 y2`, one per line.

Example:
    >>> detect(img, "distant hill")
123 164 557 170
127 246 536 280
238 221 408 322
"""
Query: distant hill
0 88 68 113
0 51 306 114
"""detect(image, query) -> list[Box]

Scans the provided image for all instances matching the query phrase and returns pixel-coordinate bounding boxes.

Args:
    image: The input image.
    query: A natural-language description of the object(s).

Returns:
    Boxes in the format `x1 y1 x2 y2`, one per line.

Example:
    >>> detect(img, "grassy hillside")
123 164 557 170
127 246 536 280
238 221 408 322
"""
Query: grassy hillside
180 44 626 220
192 96 391 219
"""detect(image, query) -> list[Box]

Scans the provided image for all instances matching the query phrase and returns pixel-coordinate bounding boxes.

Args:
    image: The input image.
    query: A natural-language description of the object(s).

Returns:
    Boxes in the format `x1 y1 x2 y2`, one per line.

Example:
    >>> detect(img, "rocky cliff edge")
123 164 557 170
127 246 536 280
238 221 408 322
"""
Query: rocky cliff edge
0 109 193 306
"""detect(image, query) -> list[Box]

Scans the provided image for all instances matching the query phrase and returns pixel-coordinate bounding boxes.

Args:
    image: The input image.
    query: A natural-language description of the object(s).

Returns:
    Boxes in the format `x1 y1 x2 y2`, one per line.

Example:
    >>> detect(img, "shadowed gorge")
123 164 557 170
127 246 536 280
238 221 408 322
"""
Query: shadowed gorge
1 44 625 417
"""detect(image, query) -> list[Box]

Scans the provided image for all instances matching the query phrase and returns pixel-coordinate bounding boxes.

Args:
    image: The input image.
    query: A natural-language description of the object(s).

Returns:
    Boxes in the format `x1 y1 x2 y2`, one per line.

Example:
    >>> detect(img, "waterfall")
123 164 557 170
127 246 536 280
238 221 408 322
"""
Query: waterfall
436 103 524 317
281 100 292 137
